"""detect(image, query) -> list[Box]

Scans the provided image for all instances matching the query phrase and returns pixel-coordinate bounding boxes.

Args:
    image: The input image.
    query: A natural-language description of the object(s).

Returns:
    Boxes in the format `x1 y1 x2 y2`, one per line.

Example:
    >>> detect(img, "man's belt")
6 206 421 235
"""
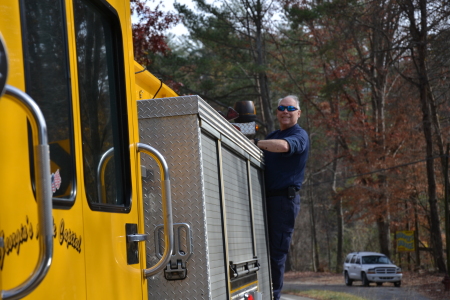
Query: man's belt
266 186 299 198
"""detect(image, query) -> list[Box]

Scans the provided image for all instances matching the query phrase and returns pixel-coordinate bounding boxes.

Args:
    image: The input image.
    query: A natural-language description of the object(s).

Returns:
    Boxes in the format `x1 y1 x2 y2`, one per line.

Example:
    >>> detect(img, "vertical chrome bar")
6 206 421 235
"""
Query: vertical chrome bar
217 139 232 296
137 143 174 277
247 160 258 257
2 85 53 300
96 148 115 203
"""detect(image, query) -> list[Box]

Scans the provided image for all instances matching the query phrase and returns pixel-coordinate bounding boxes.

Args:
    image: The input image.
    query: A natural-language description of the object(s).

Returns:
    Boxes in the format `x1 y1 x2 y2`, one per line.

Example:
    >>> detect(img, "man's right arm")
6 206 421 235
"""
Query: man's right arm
253 139 290 153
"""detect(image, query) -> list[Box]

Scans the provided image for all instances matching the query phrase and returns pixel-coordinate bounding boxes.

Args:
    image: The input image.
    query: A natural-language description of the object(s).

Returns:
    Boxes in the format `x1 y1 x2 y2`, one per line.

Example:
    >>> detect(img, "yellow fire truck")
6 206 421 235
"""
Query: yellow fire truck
0 0 270 299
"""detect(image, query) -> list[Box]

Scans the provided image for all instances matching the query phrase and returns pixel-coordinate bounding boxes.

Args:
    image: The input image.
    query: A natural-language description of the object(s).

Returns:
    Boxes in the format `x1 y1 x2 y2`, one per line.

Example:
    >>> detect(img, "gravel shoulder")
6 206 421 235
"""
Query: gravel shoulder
282 271 450 300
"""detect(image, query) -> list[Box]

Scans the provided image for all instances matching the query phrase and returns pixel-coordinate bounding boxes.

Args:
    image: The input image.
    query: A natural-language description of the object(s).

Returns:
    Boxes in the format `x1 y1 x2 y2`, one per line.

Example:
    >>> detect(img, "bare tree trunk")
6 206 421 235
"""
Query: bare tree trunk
331 139 343 273
377 215 391 257
414 196 421 269
251 0 274 134
418 64 446 272
356 0 399 256
308 181 319 271
428 88 450 272
418 39 446 275
398 0 446 272
257 72 274 133
334 199 343 272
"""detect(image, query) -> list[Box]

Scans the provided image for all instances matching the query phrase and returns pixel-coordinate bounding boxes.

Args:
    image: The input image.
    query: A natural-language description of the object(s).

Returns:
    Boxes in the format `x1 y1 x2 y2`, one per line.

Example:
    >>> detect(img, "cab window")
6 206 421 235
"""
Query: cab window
73 0 131 211
20 0 76 206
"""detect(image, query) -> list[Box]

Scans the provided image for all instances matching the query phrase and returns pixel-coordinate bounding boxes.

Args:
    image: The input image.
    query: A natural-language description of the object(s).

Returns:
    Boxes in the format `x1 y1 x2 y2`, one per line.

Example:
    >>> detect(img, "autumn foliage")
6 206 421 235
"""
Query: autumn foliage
133 0 450 273
130 0 179 65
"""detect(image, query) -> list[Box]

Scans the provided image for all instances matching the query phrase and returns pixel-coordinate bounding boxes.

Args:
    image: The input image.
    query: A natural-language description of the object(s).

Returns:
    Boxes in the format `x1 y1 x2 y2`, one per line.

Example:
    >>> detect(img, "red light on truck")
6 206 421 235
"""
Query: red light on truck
244 293 254 300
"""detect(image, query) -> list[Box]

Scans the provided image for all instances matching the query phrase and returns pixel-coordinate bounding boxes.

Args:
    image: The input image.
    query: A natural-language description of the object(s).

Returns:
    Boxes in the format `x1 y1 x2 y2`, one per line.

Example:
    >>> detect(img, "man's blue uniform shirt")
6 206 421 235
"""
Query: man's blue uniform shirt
263 124 309 191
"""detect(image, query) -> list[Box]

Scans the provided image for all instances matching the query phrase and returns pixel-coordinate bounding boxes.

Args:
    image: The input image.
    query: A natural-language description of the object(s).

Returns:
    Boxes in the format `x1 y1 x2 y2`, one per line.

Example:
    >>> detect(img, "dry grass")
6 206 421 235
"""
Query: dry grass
292 290 367 300
284 271 450 300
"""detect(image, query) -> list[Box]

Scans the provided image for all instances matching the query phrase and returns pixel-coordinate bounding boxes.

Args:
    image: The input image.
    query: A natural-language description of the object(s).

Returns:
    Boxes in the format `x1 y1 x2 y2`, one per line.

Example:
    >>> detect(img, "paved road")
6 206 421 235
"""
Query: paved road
282 281 432 300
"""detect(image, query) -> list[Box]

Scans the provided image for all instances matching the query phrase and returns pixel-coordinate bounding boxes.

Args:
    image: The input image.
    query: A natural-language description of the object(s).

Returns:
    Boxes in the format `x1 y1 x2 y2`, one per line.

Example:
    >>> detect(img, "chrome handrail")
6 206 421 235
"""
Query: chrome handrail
1 85 53 300
137 143 174 277
96 147 115 203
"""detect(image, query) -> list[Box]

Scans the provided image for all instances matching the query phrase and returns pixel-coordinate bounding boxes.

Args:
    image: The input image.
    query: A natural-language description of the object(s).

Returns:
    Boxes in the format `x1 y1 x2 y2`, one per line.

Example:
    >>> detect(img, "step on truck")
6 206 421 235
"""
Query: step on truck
0 0 272 299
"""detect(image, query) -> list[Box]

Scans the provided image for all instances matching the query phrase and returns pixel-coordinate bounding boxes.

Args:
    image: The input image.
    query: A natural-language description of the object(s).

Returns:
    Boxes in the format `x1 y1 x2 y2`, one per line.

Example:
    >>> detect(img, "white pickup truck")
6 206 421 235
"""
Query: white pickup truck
343 251 402 287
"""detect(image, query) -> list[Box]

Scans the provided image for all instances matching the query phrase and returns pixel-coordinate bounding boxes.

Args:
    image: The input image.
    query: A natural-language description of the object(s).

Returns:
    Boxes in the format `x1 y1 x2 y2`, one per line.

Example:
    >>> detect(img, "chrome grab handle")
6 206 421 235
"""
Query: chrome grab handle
137 143 174 278
96 147 114 203
1 85 53 300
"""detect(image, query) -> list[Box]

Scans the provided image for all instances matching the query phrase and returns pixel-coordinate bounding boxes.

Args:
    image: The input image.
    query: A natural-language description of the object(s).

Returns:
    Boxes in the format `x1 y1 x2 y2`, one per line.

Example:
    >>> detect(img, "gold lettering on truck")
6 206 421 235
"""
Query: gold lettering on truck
59 219 82 253
0 216 33 270
0 217 82 270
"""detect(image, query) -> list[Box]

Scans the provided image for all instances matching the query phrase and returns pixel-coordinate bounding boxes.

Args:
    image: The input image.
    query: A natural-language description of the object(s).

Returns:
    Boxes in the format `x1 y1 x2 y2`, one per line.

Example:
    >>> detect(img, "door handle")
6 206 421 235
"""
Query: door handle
127 233 150 243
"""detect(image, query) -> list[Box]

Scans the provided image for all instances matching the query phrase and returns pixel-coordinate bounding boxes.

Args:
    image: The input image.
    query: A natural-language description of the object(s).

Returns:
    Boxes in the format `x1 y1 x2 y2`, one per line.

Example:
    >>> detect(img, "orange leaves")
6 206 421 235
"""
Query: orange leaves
131 0 180 65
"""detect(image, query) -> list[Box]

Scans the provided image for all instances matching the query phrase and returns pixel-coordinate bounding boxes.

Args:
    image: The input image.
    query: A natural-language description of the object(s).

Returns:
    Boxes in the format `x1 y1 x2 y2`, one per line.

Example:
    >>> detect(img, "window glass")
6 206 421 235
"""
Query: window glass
350 255 357 264
21 0 75 204
73 0 130 209
362 255 390 264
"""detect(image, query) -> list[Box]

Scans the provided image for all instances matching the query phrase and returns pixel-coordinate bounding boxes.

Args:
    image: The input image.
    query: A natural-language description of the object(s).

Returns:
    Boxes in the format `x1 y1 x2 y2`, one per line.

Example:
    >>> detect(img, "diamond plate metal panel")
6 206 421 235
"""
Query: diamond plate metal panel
233 122 256 135
139 115 211 299
138 95 270 300
138 96 200 119
138 96 264 163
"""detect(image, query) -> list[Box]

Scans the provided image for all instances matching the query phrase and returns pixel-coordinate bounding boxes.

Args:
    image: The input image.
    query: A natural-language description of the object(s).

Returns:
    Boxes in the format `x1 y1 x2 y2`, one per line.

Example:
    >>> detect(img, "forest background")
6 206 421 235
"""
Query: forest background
131 0 450 274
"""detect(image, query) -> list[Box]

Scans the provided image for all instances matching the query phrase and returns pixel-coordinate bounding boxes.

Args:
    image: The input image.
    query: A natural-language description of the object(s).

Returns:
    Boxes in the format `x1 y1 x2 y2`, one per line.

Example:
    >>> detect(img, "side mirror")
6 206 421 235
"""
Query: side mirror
0 33 8 96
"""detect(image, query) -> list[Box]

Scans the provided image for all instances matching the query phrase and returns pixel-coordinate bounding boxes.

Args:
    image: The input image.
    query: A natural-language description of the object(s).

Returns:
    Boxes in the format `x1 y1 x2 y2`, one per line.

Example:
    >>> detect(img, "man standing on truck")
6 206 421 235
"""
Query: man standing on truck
253 95 309 300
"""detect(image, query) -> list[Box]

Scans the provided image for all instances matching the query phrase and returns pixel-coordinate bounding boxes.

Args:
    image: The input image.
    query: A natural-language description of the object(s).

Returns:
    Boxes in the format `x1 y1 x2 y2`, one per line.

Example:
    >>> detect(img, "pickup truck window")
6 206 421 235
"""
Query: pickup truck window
362 255 391 264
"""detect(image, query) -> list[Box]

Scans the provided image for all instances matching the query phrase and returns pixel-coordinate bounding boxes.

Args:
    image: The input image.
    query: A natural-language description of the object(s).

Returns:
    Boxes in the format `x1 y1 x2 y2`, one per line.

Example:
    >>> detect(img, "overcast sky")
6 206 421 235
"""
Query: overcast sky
147 0 283 37
151 0 197 36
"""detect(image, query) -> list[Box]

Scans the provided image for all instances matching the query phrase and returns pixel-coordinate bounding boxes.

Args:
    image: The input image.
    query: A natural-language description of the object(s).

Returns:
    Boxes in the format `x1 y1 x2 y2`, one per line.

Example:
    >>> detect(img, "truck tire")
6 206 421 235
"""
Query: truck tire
362 272 370 287
394 281 401 287
345 272 353 286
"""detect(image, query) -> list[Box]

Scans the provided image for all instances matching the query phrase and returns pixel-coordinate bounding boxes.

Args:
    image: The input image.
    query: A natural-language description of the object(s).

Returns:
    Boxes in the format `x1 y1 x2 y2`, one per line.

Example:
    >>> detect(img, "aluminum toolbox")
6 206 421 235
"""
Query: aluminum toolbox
138 95 271 300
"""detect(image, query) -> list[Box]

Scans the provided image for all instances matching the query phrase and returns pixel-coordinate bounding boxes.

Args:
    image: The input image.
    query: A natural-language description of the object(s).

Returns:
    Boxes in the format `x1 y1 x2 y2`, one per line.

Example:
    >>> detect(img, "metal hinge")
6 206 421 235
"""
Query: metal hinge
229 258 260 279
155 223 193 280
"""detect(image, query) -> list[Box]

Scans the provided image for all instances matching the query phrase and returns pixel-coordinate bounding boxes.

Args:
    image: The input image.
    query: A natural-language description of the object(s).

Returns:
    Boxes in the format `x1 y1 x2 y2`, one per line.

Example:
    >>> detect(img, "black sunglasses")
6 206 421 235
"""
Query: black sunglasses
277 105 299 112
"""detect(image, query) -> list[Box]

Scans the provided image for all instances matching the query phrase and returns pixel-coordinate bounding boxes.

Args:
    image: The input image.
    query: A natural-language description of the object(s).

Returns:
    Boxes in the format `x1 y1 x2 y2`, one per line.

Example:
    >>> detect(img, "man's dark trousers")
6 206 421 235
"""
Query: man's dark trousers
266 193 300 300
